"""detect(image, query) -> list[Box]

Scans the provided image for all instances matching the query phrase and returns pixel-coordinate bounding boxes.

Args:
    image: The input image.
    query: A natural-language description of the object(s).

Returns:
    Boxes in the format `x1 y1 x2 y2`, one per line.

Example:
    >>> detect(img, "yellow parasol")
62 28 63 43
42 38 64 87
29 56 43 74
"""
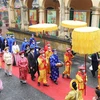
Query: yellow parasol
72 27 100 95
29 23 58 32
61 20 87 29
72 27 100 54
29 23 58 45
61 20 87 39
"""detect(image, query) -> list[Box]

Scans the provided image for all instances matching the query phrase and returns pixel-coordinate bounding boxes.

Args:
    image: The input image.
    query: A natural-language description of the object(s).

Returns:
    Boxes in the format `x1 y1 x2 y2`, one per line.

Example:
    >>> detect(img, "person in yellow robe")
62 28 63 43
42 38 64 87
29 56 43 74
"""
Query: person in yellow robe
98 64 100 89
76 66 87 100
37 48 49 87
62 48 73 78
45 46 53 74
65 79 82 100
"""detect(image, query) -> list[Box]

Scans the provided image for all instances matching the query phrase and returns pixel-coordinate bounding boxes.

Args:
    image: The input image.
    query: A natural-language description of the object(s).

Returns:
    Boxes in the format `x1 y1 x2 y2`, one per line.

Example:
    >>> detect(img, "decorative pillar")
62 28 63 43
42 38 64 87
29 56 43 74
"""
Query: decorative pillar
58 0 65 37
9 6 16 28
39 7 44 23
23 6 29 31
91 10 99 27
20 0 24 30
64 7 70 20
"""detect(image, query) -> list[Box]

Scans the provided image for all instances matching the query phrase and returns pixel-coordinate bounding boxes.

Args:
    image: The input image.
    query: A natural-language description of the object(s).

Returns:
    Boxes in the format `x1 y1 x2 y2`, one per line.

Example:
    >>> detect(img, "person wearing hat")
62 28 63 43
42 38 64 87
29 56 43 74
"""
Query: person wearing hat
34 45 40 59
44 41 52 52
18 51 28 84
29 34 36 45
45 46 53 74
21 38 29 51
65 79 81 100
30 40 36 50
28 45 37 81
49 49 64 85
6 35 12 52
3 47 13 76
62 47 73 79
76 65 87 99
37 48 49 86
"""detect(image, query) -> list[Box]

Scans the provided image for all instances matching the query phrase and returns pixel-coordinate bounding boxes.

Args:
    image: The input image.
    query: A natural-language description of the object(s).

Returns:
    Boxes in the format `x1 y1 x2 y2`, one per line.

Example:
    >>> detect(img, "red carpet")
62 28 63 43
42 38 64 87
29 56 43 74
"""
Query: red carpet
2 62 95 100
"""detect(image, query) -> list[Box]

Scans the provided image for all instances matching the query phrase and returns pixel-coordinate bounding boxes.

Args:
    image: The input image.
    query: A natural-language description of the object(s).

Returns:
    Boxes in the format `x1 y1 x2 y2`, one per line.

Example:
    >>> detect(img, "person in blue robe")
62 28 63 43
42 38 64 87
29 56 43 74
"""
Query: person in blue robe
30 40 36 50
49 49 63 85
21 38 29 51
6 35 12 52
29 34 36 45
34 45 40 60
0 34 4 50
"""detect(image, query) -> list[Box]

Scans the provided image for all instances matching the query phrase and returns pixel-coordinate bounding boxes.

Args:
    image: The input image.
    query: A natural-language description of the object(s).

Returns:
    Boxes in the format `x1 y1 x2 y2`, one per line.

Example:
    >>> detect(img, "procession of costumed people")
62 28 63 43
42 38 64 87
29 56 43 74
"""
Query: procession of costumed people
0 33 100 100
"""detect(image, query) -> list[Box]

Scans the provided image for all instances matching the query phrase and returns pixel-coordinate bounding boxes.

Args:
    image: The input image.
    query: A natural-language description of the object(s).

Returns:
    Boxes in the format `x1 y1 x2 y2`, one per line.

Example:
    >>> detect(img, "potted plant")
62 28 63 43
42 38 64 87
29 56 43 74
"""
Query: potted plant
0 20 2 33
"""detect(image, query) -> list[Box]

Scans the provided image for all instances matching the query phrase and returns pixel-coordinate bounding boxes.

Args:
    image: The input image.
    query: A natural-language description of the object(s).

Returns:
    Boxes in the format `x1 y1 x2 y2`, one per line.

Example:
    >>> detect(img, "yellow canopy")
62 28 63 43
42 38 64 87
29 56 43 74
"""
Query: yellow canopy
72 27 100 54
61 20 87 29
29 23 58 32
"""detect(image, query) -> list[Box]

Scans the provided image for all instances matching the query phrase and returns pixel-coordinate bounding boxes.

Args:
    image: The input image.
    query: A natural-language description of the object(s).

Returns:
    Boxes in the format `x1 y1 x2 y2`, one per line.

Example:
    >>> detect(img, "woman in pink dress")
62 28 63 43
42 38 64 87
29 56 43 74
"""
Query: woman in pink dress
18 51 28 84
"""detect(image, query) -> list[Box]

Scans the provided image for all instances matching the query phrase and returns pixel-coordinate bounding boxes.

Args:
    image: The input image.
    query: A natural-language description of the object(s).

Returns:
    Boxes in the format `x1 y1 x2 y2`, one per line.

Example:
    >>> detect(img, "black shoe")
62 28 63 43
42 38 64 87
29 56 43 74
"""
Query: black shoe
43 84 49 87
93 75 96 78
38 82 40 86
62 74 65 78
54 81 58 85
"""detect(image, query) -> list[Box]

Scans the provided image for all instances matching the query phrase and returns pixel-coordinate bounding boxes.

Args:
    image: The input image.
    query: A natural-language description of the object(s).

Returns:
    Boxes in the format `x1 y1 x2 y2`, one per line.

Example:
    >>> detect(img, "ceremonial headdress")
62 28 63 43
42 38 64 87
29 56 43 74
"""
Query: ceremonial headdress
19 51 24 55
4 47 9 51
39 48 45 54
66 47 71 51
78 65 85 70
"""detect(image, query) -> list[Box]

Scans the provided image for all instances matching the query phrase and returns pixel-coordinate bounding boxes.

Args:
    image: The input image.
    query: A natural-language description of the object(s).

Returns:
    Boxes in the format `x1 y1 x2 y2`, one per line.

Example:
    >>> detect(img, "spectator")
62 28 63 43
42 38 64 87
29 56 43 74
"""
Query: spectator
91 53 100 77
12 41 20 66
93 87 100 100
3 47 13 76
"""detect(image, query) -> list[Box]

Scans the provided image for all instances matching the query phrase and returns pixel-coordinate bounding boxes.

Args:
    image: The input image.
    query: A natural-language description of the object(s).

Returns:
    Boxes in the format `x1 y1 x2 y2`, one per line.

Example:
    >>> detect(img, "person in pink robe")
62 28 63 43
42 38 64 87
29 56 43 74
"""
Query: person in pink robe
18 51 28 84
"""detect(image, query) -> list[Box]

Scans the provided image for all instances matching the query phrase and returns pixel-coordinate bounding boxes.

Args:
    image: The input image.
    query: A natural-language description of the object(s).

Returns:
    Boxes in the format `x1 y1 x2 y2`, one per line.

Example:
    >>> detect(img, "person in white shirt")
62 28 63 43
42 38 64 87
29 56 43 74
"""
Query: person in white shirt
12 41 20 67
3 47 13 76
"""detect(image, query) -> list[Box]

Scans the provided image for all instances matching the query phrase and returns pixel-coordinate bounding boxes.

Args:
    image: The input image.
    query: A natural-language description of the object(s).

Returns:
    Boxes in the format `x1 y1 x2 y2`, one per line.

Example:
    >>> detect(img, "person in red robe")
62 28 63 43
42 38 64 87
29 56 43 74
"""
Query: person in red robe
44 41 52 52
18 51 28 84
62 48 73 78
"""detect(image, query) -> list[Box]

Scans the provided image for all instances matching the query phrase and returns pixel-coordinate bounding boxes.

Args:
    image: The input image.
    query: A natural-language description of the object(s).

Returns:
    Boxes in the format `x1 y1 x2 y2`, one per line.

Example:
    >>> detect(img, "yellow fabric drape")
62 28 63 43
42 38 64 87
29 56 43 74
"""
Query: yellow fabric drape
72 27 100 54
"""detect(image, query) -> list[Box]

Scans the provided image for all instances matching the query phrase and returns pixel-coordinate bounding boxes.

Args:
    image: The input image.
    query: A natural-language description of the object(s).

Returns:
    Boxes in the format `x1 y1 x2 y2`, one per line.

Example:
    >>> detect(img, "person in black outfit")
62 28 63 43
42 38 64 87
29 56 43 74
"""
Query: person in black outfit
91 53 100 77
1 39 9 51
24 44 30 58
28 46 37 81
